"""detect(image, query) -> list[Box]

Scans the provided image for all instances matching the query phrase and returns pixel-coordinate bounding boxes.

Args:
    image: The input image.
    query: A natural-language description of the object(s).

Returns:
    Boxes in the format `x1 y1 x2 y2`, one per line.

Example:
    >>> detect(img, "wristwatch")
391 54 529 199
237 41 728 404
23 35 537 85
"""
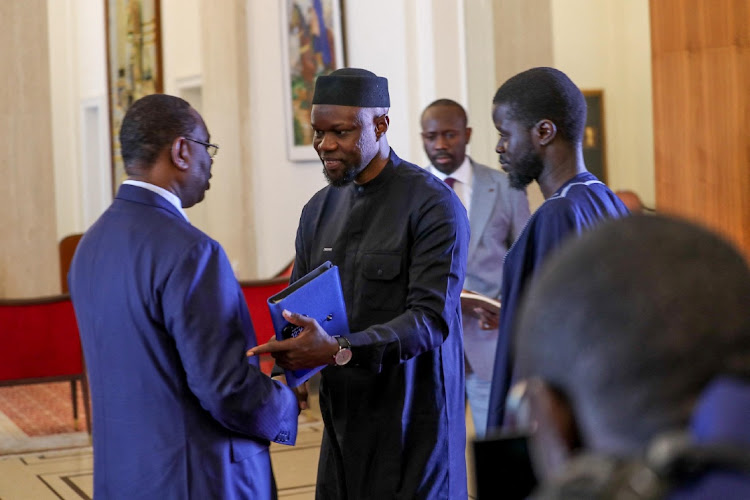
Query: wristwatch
332 335 352 366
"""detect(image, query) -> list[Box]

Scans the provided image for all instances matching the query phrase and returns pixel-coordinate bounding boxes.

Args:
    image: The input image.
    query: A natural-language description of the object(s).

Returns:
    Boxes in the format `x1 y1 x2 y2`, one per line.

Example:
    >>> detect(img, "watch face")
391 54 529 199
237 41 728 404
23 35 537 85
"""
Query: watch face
335 348 352 366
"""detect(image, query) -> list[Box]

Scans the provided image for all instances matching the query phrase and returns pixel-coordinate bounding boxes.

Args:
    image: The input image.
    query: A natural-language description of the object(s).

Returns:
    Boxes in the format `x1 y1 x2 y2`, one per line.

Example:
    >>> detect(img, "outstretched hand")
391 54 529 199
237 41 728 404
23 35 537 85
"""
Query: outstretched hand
246 309 338 370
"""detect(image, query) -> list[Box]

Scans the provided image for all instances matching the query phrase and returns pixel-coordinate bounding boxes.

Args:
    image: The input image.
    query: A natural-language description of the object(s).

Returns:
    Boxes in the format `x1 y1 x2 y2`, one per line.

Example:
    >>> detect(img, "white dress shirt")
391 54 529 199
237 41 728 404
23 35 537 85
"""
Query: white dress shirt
122 180 190 222
425 156 473 216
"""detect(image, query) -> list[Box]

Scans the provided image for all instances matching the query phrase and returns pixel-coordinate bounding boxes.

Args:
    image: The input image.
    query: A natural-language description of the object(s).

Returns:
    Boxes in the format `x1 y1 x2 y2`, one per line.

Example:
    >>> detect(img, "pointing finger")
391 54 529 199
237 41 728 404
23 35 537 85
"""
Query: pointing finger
246 340 292 357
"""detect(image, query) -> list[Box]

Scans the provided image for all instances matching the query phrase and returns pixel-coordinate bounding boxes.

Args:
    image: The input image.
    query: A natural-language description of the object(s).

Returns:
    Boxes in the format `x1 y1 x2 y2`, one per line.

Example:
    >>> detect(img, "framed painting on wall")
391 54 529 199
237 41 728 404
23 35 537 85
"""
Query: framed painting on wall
105 0 163 194
280 0 346 161
582 90 607 183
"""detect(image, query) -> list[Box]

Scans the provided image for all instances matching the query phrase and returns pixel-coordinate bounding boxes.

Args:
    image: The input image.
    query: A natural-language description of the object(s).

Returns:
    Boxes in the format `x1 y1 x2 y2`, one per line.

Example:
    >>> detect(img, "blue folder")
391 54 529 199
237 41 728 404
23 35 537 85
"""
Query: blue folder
266 261 350 387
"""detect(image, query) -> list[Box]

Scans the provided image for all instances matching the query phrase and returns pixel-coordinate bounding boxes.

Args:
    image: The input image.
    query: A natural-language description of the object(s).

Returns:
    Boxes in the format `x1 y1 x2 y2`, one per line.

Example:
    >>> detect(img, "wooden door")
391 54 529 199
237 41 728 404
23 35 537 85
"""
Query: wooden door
650 0 750 259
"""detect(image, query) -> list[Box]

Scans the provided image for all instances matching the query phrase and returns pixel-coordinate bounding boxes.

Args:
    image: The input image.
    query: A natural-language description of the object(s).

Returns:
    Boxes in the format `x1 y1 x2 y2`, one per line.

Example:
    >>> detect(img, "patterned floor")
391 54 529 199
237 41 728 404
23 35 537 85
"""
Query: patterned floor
0 417 325 500
0 379 479 498
0 382 87 437
0 381 323 500
0 382 90 457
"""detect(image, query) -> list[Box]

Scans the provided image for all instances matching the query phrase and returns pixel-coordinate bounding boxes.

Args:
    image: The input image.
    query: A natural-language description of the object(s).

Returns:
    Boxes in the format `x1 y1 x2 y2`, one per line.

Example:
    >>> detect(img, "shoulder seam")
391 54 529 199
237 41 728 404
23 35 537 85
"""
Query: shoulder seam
547 179 604 201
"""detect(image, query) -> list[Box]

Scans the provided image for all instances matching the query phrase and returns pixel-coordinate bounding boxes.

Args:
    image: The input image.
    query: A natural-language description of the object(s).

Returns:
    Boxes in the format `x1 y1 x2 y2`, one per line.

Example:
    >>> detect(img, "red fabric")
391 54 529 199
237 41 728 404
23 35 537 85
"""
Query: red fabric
0 298 83 382
1 283 288 381
241 280 288 375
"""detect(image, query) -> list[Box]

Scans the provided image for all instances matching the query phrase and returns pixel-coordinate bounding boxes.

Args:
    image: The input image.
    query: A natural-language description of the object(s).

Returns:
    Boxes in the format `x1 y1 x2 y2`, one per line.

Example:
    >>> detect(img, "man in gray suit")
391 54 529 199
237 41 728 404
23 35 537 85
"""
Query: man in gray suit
421 99 531 437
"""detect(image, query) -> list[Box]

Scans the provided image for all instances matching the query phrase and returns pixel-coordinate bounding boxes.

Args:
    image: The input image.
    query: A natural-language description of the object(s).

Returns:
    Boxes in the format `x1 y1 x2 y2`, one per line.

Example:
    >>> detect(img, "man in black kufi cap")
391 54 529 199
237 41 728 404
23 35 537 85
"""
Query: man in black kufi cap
249 67 471 499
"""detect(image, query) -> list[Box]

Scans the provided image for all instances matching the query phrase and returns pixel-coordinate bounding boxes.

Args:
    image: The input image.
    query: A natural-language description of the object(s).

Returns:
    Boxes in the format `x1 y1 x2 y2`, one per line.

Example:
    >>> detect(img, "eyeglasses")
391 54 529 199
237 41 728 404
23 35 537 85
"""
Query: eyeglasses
185 137 219 159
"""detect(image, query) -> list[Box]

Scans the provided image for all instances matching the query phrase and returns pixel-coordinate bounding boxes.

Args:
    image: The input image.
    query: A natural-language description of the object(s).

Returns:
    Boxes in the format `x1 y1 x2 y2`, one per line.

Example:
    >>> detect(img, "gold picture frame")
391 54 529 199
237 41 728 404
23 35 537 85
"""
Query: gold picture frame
582 90 607 183
105 0 163 194
280 0 346 161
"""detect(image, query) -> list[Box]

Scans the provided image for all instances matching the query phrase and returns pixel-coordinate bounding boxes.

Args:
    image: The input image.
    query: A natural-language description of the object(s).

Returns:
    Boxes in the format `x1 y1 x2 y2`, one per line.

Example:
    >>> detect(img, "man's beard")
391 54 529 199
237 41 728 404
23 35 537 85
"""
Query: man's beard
508 149 544 190
323 163 359 187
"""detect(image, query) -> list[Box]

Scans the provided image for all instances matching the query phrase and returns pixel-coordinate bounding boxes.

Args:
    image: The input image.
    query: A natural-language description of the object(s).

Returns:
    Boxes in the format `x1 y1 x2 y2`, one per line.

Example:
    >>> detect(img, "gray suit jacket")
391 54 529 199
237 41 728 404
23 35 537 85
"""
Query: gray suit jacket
463 159 530 380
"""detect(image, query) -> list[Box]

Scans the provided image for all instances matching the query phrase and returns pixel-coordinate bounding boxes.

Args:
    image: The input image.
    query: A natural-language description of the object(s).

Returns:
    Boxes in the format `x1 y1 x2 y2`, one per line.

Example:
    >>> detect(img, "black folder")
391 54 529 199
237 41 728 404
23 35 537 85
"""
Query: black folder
472 431 538 499
267 261 350 387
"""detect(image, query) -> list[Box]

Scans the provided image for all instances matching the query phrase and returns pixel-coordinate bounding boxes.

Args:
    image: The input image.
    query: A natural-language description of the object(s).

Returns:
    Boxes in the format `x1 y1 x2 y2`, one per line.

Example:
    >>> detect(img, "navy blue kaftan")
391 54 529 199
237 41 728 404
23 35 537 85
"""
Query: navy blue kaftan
487 172 630 430
293 150 471 499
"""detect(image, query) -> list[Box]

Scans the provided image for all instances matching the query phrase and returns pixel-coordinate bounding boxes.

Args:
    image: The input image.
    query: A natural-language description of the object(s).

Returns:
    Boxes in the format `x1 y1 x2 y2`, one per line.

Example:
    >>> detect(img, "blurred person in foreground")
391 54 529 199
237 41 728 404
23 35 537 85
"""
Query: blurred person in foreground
511 215 750 499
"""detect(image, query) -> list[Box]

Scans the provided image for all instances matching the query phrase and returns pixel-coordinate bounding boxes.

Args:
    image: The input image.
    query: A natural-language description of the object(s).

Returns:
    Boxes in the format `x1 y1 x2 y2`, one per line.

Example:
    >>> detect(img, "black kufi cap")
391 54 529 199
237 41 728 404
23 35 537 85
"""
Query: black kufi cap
312 68 390 107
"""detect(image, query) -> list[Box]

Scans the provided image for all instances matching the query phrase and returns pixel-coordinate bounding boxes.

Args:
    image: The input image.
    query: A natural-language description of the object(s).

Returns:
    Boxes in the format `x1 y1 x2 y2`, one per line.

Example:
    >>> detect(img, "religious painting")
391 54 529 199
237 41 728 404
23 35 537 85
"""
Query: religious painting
105 0 163 193
280 0 346 161
582 90 607 183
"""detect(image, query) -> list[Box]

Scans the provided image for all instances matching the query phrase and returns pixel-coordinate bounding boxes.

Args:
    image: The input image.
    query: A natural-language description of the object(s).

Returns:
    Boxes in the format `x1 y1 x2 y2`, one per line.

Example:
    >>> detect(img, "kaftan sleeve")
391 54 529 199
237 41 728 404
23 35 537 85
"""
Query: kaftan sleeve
162 239 299 445
347 188 470 372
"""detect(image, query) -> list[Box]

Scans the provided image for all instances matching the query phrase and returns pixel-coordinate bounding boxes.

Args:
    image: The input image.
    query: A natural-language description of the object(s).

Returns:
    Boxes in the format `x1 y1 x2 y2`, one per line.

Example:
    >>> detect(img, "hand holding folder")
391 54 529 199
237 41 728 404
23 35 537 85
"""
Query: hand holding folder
246 262 350 387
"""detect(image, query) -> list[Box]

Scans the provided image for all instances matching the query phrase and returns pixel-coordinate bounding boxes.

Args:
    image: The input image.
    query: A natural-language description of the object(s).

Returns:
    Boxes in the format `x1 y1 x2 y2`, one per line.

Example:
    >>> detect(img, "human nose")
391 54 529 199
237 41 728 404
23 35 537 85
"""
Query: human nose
317 132 337 151
434 134 448 150
496 138 506 154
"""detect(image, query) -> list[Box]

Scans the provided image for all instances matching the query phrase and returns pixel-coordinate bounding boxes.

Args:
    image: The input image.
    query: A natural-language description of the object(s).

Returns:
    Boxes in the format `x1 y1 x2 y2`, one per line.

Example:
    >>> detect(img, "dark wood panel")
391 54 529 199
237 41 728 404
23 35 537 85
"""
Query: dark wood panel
651 0 750 260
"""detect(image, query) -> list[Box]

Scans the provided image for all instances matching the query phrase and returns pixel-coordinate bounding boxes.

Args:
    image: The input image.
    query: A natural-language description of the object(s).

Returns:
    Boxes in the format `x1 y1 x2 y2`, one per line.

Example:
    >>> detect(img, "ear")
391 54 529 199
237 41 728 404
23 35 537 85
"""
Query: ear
534 119 557 147
465 127 473 144
523 378 580 481
171 137 190 171
375 114 389 140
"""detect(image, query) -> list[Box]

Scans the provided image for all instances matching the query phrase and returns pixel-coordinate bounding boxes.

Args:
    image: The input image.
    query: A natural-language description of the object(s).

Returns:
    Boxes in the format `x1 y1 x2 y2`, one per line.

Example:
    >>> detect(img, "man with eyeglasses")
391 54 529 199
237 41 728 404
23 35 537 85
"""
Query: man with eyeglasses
68 94 299 499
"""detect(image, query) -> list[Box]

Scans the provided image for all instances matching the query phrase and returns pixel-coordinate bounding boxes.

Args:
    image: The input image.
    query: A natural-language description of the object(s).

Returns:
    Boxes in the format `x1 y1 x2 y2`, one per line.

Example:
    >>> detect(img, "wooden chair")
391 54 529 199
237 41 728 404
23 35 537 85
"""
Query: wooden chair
0 294 91 434
59 233 83 293
239 277 289 375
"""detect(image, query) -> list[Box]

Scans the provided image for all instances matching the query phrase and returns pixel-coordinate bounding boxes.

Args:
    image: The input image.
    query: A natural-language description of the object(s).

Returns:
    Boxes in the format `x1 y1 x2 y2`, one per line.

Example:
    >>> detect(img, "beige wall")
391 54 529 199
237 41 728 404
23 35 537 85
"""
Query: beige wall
551 0 655 207
1 0 59 297
3 0 656 297
463 0 654 212
191 1 257 277
493 0 555 210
